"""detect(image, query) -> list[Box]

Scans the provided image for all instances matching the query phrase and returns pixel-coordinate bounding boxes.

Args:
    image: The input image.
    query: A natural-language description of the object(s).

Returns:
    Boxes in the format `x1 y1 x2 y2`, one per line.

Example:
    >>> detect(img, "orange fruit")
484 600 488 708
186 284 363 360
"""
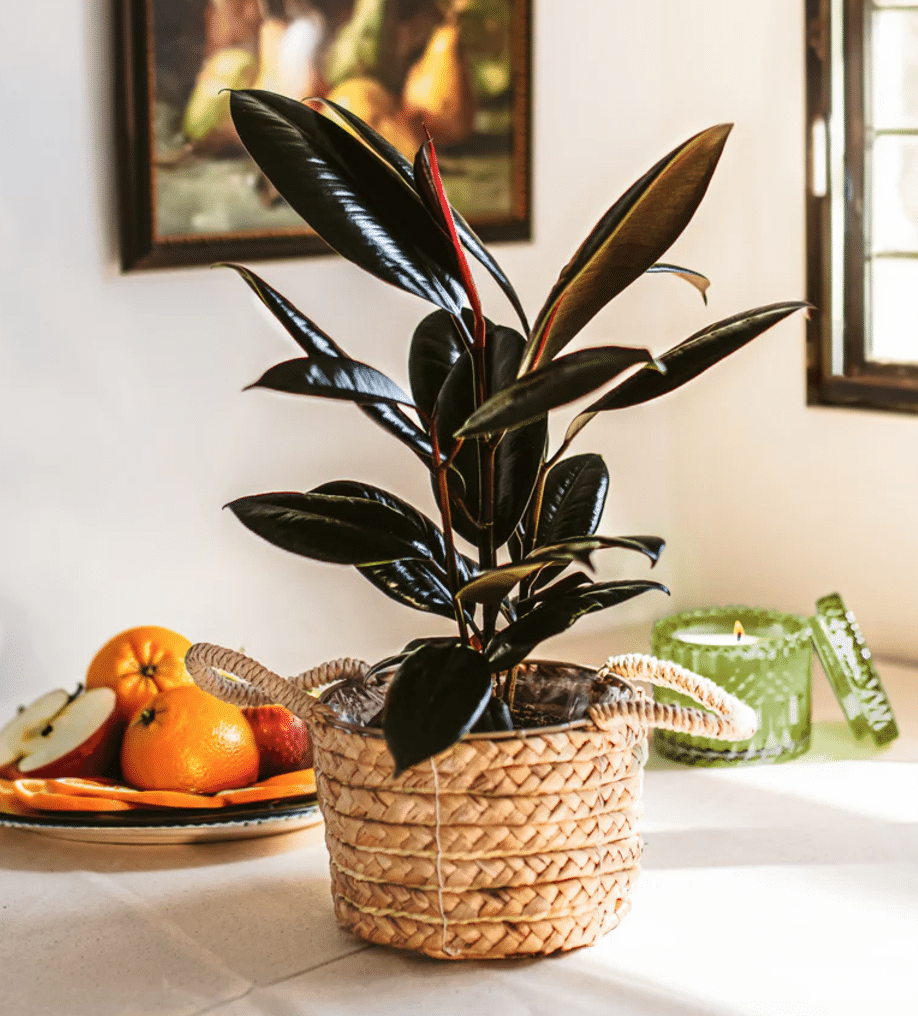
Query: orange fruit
86 625 194 723
120 685 260 794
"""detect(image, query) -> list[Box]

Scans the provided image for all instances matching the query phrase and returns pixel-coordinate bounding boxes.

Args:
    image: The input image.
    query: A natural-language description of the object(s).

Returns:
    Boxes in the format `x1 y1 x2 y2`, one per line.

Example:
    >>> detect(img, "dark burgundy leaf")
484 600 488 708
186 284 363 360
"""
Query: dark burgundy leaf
383 644 493 774
221 263 344 356
455 346 654 437
528 454 609 591
521 124 733 372
226 491 428 566
317 97 529 332
585 302 809 412
358 559 459 620
647 263 711 304
434 324 547 547
471 696 514 733
225 264 431 459
229 90 464 313
536 454 609 547
515 572 595 613
485 580 669 670
408 310 466 420
248 355 413 406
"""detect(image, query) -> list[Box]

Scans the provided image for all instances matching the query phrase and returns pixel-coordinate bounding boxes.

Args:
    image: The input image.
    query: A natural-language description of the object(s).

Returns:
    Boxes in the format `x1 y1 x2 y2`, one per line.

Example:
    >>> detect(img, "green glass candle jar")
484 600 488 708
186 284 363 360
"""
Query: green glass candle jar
651 606 813 765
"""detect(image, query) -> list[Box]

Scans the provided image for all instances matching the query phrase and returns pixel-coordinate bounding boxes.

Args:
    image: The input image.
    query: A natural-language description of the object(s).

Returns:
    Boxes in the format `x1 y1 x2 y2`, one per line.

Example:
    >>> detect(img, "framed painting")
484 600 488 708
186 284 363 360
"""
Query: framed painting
115 0 532 271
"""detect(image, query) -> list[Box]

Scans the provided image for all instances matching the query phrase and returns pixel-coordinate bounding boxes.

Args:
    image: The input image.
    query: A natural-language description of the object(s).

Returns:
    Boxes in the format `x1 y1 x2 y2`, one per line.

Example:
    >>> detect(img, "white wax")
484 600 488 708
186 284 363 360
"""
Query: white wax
674 630 764 646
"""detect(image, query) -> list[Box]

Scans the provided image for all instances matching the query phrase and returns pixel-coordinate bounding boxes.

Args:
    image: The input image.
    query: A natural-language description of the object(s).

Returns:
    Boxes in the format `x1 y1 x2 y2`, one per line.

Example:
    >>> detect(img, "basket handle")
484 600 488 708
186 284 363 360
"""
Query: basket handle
588 653 758 741
183 643 367 723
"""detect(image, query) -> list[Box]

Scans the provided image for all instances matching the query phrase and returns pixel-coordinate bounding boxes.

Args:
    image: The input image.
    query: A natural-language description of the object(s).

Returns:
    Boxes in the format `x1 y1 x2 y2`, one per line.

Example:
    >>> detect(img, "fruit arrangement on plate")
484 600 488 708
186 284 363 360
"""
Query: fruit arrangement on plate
0 626 316 820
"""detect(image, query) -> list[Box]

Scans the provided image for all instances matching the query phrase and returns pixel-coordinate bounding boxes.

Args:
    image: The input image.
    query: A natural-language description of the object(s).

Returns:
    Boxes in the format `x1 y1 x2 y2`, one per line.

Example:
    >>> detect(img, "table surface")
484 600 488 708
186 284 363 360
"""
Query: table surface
3 648 917 1016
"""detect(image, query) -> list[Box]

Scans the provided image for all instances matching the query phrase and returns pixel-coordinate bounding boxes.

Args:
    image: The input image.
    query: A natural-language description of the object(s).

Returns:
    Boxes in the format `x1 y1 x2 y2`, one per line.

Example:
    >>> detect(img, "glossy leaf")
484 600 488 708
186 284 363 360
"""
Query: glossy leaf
221 263 344 356
485 580 670 670
359 559 459 620
520 124 733 373
248 355 414 406
584 302 809 413
529 535 665 567
647 263 711 304
402 636 463 654
515 572 594 613
317 96 529 332
414 138 480 314
312 480 472 616
471 696 514 733
528 454 609 590
313 481 469 577
383 643 493 774
536 454 609 547
225 264 431 459
455 345 655 438
226 491 428 566
409 311 465 420
528 534 665 595
229 90 464 314
574 578 670 609
434 324 547 547
456 560 557 606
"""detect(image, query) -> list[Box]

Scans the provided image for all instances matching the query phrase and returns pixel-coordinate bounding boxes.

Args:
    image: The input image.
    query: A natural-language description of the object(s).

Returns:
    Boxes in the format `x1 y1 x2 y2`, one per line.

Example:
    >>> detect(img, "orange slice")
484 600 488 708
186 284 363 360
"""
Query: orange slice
254 768 316 789
47 778 226 810
217 772 316 804
0 780 35 816
216 781 316 805
14 779 132 812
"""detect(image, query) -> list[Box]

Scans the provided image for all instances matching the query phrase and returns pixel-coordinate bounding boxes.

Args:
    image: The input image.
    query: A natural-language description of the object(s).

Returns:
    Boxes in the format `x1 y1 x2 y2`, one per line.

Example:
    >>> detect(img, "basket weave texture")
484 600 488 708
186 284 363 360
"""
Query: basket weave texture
186 645 756 960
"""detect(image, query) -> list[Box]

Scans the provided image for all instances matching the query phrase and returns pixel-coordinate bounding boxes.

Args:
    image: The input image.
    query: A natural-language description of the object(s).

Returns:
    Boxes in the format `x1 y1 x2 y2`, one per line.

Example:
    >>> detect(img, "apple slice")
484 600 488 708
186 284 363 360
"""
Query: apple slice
242 704 312 780
10 687 121 779
0 689 71 772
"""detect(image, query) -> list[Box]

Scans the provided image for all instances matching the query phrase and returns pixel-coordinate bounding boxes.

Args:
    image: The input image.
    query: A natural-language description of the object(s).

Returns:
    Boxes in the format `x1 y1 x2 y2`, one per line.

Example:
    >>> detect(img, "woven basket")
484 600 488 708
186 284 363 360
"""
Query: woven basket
185 645 756 960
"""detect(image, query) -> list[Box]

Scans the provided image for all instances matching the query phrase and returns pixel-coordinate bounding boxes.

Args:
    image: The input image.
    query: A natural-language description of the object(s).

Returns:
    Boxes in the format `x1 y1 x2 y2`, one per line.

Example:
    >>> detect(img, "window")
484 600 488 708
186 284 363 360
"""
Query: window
807 0 918 412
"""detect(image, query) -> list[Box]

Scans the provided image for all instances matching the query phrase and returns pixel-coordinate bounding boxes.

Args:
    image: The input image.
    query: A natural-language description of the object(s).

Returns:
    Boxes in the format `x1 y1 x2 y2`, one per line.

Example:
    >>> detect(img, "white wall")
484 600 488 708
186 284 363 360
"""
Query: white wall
0 1 914 711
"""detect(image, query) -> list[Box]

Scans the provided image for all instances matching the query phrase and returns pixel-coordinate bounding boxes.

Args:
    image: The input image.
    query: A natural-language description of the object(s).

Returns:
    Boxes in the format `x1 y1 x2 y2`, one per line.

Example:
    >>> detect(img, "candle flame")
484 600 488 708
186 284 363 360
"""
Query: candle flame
734 621 745 641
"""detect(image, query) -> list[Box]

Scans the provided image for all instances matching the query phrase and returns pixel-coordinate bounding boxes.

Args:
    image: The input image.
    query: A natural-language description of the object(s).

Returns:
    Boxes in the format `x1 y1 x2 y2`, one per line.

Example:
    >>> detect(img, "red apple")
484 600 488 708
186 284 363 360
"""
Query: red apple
242 704 312 780
0 687 121 779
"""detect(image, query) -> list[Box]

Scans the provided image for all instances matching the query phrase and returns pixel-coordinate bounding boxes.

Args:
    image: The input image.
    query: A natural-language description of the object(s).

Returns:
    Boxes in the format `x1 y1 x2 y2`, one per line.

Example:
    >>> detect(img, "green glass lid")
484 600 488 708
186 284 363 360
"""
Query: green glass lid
810 592 898 747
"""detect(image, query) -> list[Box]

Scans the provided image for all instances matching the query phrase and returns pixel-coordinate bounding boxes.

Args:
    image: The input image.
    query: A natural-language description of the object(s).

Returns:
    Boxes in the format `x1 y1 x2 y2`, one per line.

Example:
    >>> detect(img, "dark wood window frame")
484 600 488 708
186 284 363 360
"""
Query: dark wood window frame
806 0 918 413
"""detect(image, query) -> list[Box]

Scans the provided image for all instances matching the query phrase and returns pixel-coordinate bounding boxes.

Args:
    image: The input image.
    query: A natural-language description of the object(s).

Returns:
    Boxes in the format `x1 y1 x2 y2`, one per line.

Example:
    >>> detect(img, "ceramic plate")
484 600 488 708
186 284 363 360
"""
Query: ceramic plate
0 796 322 845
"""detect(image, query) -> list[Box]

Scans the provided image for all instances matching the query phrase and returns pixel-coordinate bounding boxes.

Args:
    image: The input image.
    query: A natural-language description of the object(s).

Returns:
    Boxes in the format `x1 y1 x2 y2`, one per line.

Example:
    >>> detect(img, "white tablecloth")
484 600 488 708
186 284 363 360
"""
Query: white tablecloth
3 659 916 1016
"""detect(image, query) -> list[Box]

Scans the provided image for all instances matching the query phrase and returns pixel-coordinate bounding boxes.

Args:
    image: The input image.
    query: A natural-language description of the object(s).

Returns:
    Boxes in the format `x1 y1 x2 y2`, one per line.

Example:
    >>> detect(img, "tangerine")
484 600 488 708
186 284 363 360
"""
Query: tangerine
86 625 194 723
120 685 259 794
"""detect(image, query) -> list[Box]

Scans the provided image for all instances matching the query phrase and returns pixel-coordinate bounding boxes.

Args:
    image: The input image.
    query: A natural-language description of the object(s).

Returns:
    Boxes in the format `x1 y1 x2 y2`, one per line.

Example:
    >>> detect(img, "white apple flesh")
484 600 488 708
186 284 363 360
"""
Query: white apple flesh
0 687 121 779
0 689 71 770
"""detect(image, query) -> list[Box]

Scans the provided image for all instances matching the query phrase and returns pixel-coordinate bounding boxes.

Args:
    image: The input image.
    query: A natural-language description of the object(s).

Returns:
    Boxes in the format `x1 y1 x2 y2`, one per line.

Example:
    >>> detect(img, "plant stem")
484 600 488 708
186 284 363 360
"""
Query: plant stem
479 439 498 643
430 423 470 647
466 309 499 644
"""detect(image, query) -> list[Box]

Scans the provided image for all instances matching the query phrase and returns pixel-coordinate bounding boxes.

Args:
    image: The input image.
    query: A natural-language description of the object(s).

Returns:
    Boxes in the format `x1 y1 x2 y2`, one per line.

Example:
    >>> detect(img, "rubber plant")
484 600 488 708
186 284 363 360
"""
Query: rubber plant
221 90 806 775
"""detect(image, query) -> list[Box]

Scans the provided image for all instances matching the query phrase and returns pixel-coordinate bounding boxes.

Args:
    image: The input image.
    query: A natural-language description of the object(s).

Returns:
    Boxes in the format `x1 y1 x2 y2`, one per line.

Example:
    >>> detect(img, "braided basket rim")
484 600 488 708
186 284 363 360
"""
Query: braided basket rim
315 658 638 740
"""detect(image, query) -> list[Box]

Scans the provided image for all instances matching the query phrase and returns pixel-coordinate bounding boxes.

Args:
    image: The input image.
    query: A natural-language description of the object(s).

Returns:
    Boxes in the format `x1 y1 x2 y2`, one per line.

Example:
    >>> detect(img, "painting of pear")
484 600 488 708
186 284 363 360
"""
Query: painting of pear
403 22 475 147
182 47 256 149
252 15 325 101
327 77 423 159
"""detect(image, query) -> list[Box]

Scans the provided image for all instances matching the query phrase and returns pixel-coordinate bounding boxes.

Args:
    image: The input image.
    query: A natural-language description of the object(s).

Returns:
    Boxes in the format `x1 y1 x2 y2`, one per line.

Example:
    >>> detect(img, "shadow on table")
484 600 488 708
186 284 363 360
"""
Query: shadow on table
236 941 729 1016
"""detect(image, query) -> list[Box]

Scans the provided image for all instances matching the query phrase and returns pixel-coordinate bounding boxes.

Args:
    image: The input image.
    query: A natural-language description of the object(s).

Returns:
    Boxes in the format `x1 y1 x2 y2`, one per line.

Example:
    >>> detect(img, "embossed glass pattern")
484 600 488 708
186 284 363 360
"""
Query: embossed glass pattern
651 607 812 766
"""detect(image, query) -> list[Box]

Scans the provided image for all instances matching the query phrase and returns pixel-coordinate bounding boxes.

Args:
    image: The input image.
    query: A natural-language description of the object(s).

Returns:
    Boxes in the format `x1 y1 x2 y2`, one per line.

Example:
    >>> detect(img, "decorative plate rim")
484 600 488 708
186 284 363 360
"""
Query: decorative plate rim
0 794 320 832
